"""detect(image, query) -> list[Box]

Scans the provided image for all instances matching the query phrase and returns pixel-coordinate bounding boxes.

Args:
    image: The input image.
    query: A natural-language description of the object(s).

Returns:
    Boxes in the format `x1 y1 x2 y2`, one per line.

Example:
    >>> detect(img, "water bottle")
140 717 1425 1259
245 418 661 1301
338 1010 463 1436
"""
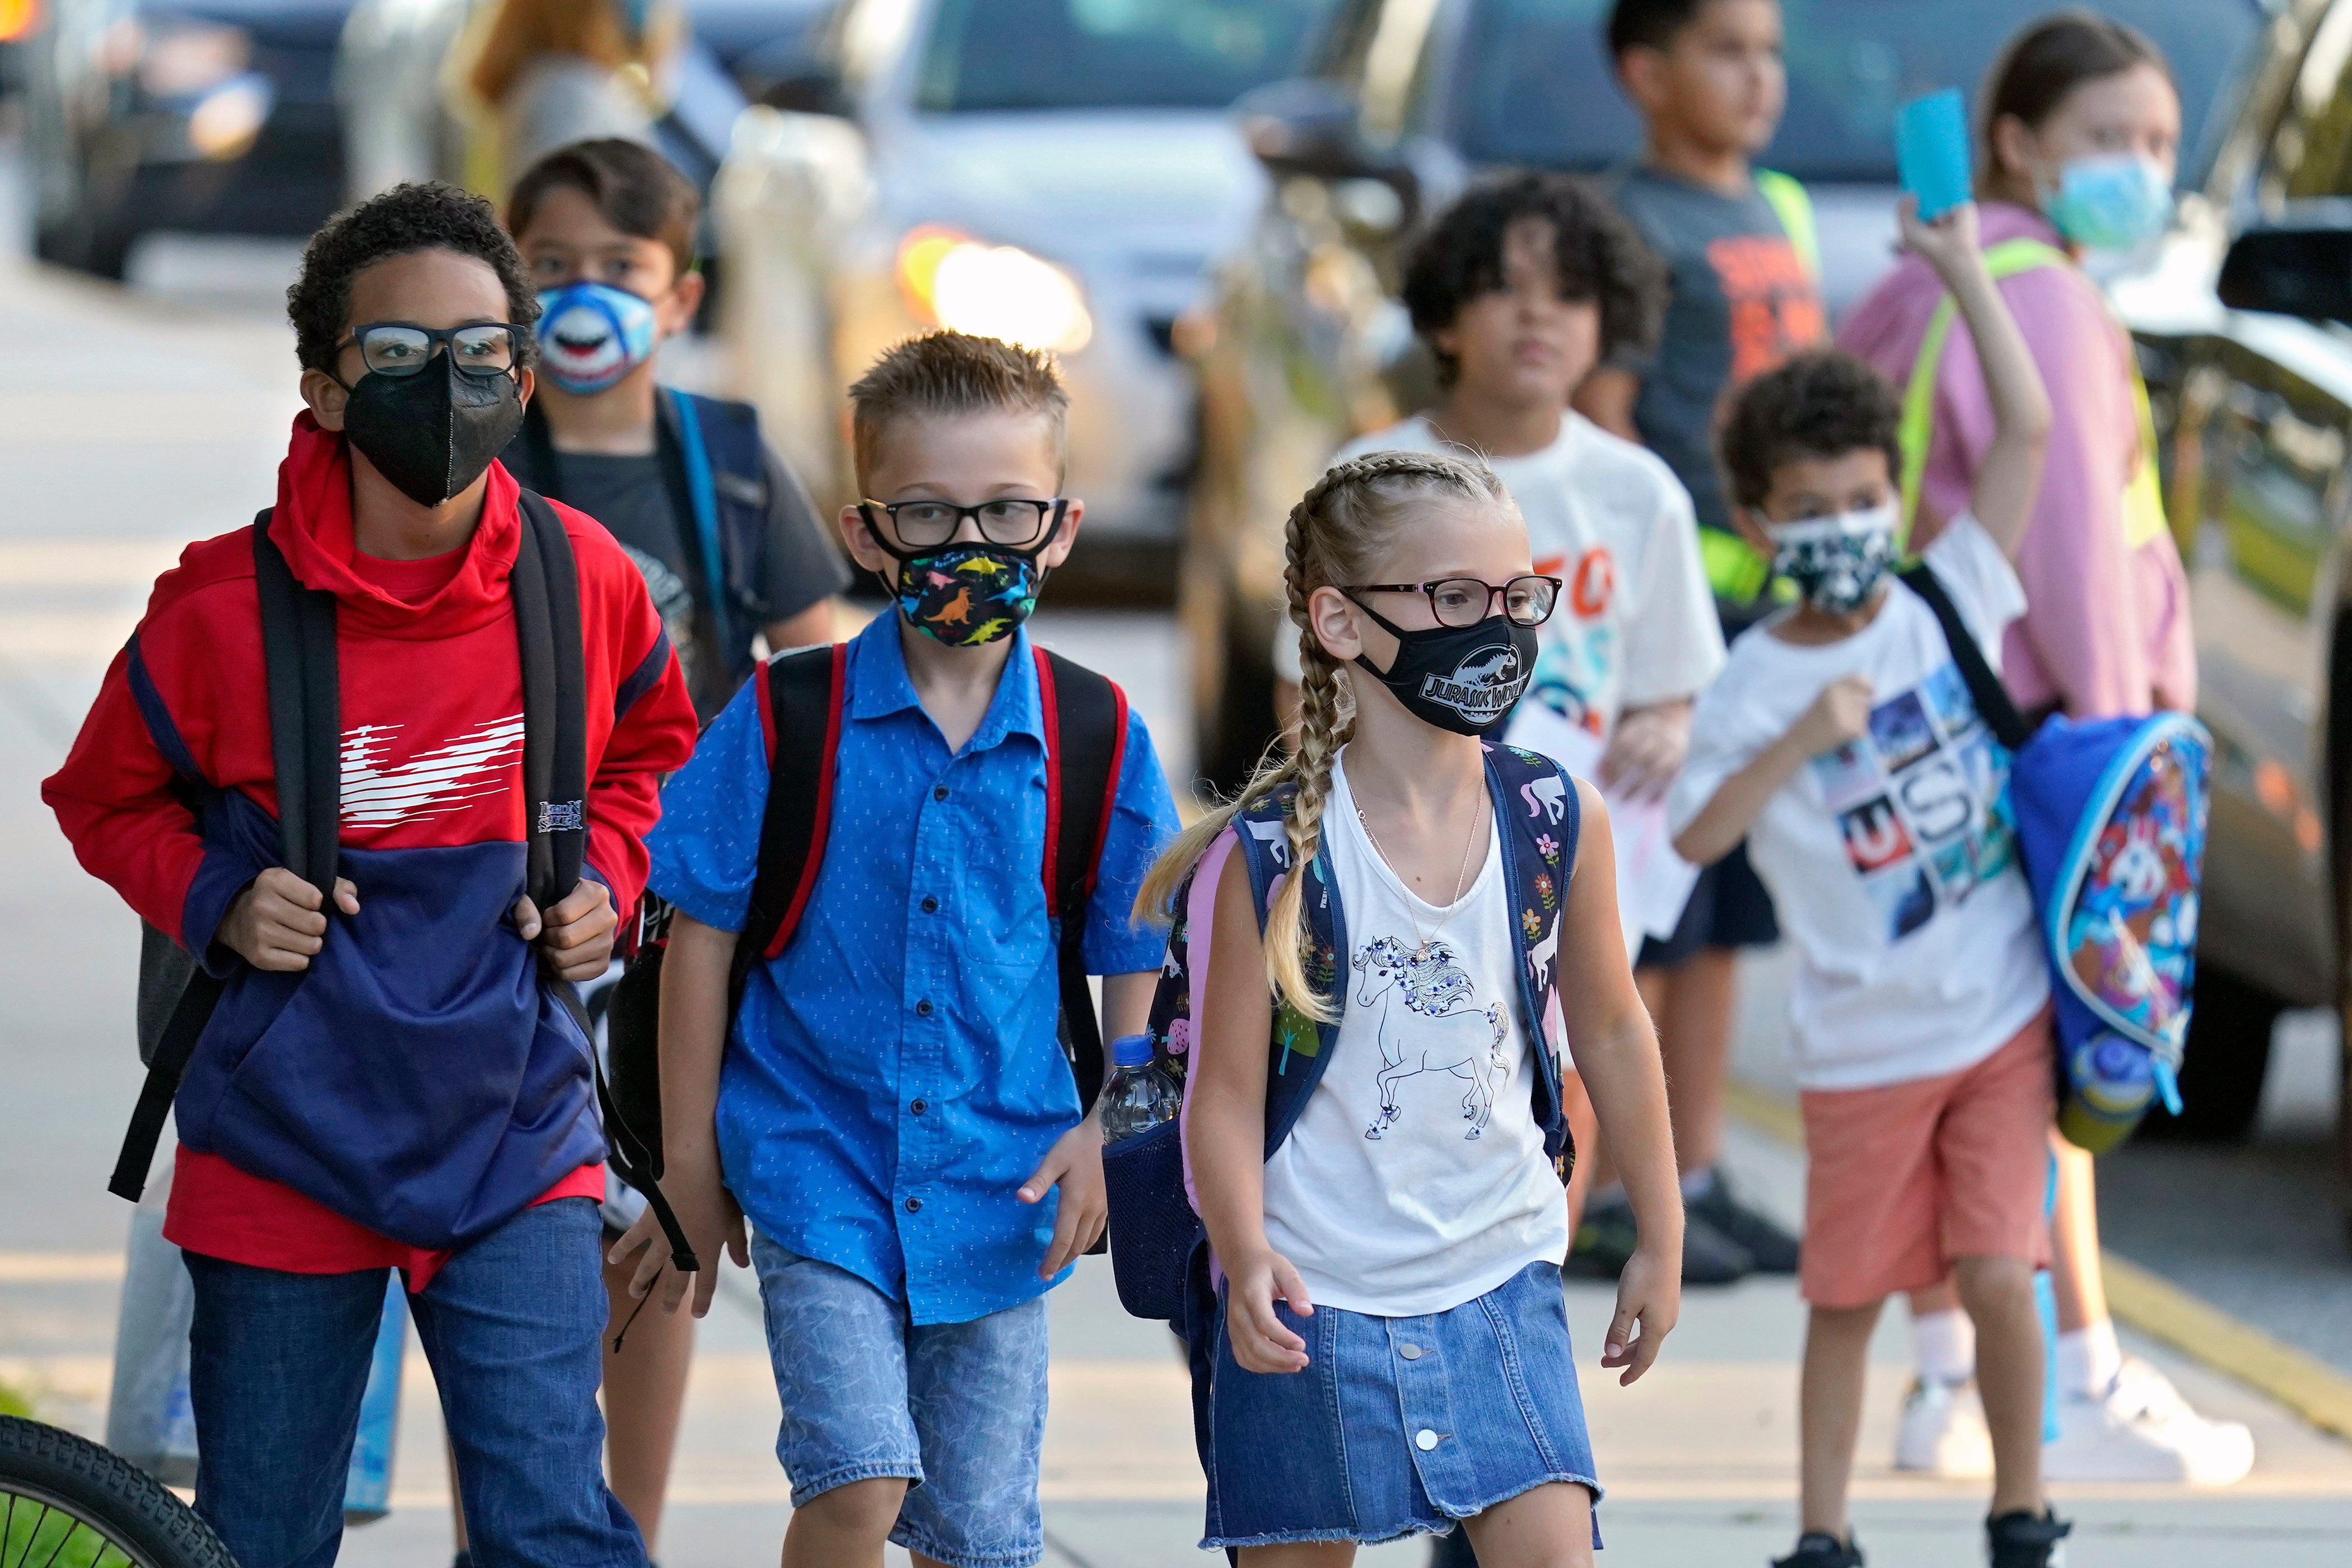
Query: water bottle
1097 1032 1181 1144
2058 1031 2158 1154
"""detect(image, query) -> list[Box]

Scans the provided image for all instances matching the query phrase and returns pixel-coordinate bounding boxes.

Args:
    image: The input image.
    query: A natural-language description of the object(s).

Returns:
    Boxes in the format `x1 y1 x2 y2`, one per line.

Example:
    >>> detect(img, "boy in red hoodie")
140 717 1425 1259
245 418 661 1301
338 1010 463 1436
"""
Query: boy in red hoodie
43 183 697 1568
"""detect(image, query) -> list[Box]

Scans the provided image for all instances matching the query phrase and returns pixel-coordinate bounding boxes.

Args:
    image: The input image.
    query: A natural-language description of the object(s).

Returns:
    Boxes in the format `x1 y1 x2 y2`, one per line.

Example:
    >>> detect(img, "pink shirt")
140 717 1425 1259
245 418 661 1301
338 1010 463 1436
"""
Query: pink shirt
1837 203 2195 720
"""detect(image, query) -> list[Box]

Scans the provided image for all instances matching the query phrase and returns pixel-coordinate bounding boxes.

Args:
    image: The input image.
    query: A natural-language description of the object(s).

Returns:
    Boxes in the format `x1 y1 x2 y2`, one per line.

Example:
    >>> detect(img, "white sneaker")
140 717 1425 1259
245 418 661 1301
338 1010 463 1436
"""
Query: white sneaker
1894 1376 1994 1477
2043 1358 2256 1485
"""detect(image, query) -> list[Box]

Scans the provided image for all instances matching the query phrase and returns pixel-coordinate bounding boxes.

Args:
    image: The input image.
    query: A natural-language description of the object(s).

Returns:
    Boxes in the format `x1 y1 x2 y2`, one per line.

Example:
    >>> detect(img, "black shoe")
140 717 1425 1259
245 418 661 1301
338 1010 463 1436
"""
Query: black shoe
1429 1527 1480 1566
1773 1530 1864 1567
1689 1168 1802 1274
1571 1201 1754 1284
1987 1509 2071 1567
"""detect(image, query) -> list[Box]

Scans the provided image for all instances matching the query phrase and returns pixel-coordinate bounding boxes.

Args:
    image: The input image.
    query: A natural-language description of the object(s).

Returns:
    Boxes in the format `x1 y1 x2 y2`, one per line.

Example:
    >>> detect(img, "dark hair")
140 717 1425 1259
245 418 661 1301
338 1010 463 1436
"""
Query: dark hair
848 331 1070 487
287 181 539 376
508 138 702 277
1607 0 1712 58
1977 10 2174 197
1400 172 1666 385
1718 351 1902 510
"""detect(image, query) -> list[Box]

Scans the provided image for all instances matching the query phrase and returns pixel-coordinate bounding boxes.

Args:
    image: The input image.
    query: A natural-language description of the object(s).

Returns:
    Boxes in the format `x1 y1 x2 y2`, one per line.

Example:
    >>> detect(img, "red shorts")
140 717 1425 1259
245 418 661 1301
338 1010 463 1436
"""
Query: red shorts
1798 1008 2055 1309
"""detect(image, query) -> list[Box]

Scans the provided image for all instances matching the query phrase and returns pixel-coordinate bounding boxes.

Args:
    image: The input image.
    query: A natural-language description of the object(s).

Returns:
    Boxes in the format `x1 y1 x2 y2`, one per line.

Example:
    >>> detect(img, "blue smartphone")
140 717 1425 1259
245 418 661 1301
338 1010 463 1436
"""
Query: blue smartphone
1897 88 1972 222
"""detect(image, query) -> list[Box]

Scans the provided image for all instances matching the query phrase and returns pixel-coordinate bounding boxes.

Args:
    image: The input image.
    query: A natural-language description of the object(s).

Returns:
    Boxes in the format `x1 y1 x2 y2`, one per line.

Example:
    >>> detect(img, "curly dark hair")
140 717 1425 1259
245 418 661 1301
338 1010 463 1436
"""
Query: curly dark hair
1399 172 1666 387
1719 351 1904 511
1607 0 1712 58
287 181 540 377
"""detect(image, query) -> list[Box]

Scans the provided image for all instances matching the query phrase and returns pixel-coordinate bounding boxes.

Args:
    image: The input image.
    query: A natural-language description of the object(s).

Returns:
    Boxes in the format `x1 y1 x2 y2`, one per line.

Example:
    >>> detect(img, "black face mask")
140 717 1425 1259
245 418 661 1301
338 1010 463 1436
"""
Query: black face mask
1348 600 1538 737
340 353 525 508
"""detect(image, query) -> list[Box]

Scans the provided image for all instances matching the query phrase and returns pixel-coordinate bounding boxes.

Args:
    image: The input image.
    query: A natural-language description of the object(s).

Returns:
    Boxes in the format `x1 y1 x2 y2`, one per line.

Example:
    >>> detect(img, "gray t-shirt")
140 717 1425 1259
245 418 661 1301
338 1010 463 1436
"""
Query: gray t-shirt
1606 166 1826 535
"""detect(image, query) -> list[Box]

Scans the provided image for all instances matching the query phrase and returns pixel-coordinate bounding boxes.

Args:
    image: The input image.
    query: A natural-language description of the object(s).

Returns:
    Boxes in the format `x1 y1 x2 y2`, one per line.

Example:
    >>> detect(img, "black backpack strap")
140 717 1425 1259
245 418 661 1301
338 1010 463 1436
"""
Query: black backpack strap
1035 647 1128 1112
727 643 846 1020
514 489 699 1275
113 512 339 1202
1898 563 2033 751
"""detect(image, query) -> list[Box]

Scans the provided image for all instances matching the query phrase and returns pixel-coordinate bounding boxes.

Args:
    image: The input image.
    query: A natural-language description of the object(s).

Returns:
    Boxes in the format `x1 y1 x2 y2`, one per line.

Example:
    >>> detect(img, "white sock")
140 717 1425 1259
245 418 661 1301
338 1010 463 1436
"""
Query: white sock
2056 1320 2122 1398
1679 1165 1718 1201
1911 1307 1976 1386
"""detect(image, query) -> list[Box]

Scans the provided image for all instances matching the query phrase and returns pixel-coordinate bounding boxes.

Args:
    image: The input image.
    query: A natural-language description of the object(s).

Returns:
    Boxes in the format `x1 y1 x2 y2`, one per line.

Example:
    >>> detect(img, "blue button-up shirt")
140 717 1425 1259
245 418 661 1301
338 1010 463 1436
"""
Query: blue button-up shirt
647 615 1180 1323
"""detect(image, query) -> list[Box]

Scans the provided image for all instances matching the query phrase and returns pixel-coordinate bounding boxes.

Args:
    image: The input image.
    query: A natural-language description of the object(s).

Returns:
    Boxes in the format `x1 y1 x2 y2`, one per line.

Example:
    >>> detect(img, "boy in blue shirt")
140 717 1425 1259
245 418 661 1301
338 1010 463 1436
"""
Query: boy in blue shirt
615 331 1180 1568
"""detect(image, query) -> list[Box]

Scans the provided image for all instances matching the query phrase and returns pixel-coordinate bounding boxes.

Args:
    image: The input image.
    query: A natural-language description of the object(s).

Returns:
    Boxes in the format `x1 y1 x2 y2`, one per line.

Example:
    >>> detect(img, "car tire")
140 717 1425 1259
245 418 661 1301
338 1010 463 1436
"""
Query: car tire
2141 964 2280 1143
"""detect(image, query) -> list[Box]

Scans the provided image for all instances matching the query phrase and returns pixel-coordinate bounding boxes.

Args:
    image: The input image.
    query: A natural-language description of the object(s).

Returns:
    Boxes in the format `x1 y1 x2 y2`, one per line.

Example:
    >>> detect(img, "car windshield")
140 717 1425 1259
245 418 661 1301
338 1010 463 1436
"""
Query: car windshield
916 0 1340 111
1447 0 2264 184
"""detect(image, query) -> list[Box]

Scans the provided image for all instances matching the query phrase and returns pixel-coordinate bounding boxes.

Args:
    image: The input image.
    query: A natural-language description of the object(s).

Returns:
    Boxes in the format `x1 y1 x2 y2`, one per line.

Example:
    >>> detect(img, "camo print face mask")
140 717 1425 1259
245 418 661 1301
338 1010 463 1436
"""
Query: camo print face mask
1768 502 1899 616
882 543 1044 647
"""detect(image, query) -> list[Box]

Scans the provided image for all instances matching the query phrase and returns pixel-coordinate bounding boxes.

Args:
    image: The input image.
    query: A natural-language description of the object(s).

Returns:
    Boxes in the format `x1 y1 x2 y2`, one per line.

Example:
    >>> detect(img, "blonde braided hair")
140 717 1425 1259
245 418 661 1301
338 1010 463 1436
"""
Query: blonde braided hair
1136 448 1513 1021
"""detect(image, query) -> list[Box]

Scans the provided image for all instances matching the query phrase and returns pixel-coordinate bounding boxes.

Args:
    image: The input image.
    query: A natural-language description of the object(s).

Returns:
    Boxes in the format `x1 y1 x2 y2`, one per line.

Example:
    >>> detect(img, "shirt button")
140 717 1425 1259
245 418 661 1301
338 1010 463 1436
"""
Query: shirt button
905 1196 922 1213
1398 1343 1424 1360
933 785 949 801
910 1099 927 1115
916 998 934 1017
1415 1429 1440 1451
921 895 939 913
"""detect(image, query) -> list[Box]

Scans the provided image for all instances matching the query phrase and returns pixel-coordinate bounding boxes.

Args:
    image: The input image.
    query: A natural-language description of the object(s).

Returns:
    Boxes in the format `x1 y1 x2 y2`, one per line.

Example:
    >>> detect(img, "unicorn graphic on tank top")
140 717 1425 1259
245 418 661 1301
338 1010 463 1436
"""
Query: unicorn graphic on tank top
1351 935 1509 1141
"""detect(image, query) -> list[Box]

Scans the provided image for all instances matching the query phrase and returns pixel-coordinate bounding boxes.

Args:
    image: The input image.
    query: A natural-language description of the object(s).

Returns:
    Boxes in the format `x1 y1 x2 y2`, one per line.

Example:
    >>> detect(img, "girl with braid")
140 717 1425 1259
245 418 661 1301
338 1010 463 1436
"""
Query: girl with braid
1141 451 1682 1565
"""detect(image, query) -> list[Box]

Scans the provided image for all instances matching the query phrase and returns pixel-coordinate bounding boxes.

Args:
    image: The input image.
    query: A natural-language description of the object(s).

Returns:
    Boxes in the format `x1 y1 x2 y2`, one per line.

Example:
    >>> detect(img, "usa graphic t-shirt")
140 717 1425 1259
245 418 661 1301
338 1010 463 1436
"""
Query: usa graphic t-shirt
1257 754 1569 1317
1669 516 2050 1091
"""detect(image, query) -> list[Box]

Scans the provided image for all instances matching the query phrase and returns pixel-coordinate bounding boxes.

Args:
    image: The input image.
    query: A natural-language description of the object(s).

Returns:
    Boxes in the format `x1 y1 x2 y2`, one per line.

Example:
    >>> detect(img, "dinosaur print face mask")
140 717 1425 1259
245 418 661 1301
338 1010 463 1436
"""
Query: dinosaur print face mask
888 544 1043 647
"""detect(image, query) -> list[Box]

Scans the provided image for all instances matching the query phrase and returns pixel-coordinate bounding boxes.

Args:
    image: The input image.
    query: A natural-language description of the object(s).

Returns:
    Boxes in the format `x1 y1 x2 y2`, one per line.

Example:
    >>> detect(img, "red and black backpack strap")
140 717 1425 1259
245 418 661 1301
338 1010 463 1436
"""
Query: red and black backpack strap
1035 646 1129 1110
727 642 847 1021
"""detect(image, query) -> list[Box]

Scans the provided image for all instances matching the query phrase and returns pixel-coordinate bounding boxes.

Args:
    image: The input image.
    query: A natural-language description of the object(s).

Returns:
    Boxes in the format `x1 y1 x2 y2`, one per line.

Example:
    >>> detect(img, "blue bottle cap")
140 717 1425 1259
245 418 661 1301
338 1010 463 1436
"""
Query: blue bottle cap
1110 1033 1154 1067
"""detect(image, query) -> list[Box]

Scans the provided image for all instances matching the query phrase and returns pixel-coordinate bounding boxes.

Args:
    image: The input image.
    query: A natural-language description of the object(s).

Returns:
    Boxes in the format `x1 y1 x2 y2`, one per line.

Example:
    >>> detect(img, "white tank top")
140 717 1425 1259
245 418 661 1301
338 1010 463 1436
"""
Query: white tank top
1258 753 1571 1318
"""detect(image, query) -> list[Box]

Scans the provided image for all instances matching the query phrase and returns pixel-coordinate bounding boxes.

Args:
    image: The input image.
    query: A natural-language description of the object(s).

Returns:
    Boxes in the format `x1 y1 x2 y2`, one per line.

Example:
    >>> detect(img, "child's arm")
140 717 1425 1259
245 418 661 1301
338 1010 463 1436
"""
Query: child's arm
1898 198 2052 559
1186 850 1315 1375
1555 781 1680 1384
1672 675 1873 867
610 911 750 1318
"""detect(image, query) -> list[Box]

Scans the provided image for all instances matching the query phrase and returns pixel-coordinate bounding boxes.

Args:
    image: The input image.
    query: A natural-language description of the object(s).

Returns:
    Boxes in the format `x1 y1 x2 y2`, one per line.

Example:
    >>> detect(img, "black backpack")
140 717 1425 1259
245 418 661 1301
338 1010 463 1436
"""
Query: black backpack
110 496 700 1273
602 640 1131 1165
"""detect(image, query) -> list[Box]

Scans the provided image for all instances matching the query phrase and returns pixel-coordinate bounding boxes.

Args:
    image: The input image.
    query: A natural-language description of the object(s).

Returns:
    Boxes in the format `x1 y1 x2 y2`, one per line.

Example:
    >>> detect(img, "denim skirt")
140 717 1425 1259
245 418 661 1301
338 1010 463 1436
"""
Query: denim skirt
1201 1260 1600 1550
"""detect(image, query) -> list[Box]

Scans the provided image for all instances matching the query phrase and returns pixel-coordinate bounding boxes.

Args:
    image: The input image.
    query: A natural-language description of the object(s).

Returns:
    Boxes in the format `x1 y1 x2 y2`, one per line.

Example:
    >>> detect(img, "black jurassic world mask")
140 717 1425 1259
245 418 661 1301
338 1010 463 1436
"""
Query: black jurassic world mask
1347 601 1538 737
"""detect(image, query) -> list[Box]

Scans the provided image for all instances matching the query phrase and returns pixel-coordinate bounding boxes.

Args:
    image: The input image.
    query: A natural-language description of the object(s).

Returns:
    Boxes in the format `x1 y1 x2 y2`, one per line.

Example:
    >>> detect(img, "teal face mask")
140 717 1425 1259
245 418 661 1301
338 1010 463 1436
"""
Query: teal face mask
2042 155 2174 253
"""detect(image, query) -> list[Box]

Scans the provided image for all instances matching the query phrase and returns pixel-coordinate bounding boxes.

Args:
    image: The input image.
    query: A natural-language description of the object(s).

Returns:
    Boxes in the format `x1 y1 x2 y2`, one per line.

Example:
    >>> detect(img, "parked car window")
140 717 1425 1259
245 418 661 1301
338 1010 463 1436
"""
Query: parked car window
1442 0 2261 184
915 0 1338 111
2261 0 2352 200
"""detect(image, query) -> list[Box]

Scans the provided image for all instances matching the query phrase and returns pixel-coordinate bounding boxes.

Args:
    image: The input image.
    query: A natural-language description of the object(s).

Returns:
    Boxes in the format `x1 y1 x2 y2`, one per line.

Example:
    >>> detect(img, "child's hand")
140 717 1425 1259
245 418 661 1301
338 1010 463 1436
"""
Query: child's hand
1019 1117 1107 1277
1791 674 1874 758
513 879 618 983
217 867 360 972
608 1149 748 1319
1599 702 1692 803
1224 1247 1314 1374
1600 1242 1680 1386
1896 193 1983 287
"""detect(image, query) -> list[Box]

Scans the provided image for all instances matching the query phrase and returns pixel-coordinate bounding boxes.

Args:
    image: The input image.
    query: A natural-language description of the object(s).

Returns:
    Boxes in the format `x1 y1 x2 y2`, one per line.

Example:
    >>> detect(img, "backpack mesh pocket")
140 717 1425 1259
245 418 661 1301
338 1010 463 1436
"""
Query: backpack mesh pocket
1101 1115 1201 1322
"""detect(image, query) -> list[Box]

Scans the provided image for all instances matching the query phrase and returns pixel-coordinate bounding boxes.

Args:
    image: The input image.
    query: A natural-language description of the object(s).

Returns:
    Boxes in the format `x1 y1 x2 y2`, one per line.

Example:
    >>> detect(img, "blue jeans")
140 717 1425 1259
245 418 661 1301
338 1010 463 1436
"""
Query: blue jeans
184 1196 643 1568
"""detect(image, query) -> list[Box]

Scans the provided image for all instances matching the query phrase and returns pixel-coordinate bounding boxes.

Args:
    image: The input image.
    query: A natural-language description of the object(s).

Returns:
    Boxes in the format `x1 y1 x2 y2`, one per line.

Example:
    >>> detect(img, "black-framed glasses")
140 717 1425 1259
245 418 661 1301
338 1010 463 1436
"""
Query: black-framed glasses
1346 575 1562 628
334 322 523 380
859 497 1067 550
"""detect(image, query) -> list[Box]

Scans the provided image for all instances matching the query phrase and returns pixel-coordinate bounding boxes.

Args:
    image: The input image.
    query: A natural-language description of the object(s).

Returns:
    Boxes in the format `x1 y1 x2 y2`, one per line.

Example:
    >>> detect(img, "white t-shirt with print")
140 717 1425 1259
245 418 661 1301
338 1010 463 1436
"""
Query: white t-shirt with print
1666 516 2050 1091
1273 413 1725 738
1257 754 1571 1318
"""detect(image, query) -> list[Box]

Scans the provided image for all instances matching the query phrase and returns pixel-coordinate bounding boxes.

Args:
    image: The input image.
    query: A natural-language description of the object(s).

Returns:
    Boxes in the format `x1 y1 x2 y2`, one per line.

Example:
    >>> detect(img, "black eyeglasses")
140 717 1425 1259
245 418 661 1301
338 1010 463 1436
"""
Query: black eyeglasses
859 497 1067 549
1345 575 1562 628
334 322 523 380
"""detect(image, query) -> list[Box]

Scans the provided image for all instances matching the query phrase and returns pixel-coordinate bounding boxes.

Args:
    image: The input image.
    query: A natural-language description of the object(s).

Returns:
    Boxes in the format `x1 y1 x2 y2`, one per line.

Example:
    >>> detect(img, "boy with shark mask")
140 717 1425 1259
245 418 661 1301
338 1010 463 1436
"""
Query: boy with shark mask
502 138 847 721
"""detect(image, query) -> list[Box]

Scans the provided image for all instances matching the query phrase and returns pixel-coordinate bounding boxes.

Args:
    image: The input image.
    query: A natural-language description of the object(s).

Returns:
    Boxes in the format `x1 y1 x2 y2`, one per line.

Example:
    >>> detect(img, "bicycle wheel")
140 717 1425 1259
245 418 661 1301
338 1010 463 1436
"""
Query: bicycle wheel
0 1417 235 1568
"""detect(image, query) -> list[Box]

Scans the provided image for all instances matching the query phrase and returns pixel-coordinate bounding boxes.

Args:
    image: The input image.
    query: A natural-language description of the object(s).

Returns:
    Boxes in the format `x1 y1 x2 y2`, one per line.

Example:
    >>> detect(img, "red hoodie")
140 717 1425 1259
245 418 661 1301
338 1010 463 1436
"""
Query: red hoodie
45 415 698 1284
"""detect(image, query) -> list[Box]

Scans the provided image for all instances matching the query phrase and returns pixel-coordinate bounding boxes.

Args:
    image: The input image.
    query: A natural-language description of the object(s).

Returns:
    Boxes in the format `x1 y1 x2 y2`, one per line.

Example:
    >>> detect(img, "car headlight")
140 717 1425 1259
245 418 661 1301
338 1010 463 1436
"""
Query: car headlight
894 226 1093 354
186 73 271 159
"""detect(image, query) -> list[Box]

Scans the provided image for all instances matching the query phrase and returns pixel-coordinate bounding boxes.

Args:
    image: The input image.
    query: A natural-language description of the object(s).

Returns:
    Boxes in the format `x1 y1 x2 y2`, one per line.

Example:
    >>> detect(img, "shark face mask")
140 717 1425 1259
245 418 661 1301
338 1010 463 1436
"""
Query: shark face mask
535 281 659 395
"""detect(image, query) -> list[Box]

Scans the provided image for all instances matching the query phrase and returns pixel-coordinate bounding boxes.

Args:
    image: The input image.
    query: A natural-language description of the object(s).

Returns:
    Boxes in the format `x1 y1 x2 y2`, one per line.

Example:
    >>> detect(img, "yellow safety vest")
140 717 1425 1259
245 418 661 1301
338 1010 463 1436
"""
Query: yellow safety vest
1704 170 1820 605
1897 236 2167 554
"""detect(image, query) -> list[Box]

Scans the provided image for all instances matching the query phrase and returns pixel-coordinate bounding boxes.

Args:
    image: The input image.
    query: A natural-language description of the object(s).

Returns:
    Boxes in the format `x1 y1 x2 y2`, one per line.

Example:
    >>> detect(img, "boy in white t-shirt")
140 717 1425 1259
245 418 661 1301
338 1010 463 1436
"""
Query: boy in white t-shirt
1273 172 1762 1279
1666 200 2066 1568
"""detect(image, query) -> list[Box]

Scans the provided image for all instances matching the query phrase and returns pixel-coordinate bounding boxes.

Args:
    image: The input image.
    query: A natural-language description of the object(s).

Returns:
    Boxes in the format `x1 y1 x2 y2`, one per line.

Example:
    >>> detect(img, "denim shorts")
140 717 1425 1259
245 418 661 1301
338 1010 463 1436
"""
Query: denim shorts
749 1234 1048 1568
1202 1260 1600 1551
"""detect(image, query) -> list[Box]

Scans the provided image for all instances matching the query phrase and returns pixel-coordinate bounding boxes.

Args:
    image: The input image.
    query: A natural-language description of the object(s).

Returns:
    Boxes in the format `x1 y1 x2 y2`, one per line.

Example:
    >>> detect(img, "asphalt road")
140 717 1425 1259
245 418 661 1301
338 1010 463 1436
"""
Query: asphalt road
0 227 2346 1564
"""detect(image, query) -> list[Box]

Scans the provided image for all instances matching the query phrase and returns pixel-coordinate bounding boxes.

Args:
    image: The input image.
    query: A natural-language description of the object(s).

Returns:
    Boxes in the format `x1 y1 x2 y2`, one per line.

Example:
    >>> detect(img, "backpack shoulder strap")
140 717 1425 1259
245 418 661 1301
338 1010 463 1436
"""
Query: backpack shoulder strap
661 388 732 652
727 642 846 1018
1034 646 1128 1112
1898 563 2033 752
512 491 590 906
1754 167 1820 283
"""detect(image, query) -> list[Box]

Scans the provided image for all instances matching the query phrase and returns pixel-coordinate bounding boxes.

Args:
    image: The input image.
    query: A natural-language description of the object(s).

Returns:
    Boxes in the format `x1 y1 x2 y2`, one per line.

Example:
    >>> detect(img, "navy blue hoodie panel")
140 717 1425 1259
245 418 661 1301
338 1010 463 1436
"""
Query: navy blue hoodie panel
614 625 674 720
125 634 202 782
170 787 604 1250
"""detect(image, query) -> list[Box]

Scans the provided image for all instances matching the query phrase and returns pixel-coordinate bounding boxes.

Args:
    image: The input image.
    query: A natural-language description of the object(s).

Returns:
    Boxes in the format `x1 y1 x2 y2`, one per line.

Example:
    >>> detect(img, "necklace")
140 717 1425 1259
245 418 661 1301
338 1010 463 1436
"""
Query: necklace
1355 787 1486 960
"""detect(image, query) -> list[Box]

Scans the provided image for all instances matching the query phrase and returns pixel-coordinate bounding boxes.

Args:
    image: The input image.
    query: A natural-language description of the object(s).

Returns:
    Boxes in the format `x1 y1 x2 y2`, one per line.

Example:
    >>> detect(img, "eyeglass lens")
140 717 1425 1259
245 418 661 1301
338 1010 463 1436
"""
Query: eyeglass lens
1428 576 1556 627
890 500 1053 548
359 325 516 377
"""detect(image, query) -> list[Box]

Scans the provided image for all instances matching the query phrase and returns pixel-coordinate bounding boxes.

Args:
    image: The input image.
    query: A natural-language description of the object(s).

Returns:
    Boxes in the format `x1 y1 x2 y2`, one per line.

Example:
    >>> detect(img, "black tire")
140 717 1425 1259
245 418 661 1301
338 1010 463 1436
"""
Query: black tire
2141 964 2281 1143
0 1416 235 1568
